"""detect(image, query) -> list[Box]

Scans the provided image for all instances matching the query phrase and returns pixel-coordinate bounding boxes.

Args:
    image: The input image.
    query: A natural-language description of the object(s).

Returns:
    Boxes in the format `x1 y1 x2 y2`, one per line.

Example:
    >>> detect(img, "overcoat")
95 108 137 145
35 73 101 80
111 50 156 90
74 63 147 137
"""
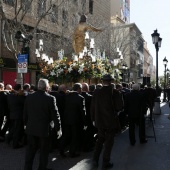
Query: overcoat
23 90 61 137
91 86 123 129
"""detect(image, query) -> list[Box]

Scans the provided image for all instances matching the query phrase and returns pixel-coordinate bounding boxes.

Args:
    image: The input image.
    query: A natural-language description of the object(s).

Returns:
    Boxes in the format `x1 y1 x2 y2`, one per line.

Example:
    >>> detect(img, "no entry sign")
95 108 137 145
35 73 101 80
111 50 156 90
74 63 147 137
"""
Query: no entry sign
18 54 28 73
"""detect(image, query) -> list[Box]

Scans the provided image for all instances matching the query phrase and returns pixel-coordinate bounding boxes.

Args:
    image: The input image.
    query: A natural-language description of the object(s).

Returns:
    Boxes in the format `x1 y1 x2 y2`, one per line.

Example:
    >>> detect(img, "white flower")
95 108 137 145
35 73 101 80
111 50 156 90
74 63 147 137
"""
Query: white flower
78 67 84 74
68 67 73 73
72 62 76 66
50 70 56 76
79 64 84 69
57 68 64 74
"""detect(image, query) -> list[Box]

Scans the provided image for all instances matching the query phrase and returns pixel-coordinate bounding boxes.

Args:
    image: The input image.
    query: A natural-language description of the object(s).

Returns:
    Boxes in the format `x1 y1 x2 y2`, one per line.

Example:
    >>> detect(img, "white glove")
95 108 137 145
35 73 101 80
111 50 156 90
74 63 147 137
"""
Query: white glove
57 129 62 139
83 126 87 130
93 121 95 126
50 121 54 128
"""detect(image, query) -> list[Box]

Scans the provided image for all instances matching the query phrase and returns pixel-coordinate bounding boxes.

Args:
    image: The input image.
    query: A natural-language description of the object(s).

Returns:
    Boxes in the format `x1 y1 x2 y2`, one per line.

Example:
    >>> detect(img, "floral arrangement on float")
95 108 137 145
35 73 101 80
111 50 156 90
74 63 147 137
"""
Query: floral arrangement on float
39 55 122 84
36 34 123 84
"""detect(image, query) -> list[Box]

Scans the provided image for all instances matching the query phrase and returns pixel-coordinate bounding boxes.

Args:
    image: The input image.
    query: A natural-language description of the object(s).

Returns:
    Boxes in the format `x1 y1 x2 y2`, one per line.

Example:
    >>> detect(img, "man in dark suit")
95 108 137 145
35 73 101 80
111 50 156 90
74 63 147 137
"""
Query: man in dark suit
24 79 61 170
7 84 26 148
91 74 123 168
0 83 9 142
145 83 157 121
124 83 147 146
59 83 86 158
49 84 66 150
81 83 94 151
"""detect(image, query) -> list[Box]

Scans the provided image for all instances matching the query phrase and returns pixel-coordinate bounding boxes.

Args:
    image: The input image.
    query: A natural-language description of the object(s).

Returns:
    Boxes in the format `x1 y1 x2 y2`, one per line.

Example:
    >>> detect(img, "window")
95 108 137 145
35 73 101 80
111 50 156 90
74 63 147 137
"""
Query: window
3 0 15 6
37 0 46 17
89 0 93 14
51 5 58 23
22 0 32 12
62 10 68 28
82 0 86 13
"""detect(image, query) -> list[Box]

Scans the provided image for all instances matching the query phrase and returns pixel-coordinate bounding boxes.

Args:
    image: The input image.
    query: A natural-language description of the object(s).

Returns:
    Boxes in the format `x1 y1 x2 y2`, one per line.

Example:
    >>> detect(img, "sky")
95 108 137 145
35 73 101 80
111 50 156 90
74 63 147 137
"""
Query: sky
130 0 170 76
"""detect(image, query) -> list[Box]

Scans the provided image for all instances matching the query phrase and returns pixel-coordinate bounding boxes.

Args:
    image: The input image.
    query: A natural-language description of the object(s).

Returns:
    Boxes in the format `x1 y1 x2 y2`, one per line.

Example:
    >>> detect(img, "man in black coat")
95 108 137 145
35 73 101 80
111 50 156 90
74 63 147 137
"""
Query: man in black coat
91 74 123 168
49 84 66 150
124 83 147 146
24 79 61 170
81 83 94 151
7 84 26 148
59 83 86 157
145 83 157 121
0 83 9 141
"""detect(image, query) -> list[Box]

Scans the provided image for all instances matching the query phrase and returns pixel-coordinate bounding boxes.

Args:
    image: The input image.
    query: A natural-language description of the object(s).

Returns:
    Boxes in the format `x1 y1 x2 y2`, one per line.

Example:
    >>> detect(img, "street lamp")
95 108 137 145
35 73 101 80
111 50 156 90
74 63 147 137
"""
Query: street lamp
167 68 170 85
163 57 168 102
151 29 162 95
15 31 33 86
122 63 128 82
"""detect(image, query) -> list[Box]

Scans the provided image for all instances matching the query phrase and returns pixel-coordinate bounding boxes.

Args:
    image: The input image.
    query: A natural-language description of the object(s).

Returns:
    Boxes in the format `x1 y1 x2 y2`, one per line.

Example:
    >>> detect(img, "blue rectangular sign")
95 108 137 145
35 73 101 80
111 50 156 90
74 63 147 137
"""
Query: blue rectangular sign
18 54 28 73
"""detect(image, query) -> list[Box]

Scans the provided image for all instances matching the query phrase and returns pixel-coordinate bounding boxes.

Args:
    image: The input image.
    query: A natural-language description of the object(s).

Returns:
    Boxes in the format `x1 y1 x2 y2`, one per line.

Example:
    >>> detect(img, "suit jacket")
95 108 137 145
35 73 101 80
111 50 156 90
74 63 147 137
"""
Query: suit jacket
145 87 157 107
23 90 61 137
7 91 26 119
124 90 144 118
81 91 93 127
91 85 123 129
63 91 86 126
0 91 9 117
49 91 66 126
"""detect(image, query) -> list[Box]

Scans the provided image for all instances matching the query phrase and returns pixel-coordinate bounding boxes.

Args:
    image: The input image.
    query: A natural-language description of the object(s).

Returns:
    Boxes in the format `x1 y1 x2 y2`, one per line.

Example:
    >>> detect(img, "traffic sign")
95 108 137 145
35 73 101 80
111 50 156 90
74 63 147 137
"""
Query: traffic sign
18 54 28 73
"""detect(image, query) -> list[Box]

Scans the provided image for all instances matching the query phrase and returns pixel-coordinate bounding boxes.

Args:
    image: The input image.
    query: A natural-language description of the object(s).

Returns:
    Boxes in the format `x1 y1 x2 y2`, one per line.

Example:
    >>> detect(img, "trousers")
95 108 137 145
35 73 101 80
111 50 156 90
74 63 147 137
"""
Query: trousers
93 128 115 163
24 135 50 170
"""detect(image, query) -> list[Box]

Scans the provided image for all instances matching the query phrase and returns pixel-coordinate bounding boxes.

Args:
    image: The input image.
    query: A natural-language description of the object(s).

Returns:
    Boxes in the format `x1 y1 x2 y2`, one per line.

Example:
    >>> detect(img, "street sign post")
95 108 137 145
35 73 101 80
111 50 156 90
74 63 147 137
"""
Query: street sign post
18 54 28 73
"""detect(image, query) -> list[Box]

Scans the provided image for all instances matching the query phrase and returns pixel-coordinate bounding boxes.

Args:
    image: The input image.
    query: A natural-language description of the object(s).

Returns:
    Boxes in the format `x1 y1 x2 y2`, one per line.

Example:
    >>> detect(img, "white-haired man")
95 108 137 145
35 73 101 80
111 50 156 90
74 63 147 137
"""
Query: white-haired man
124 83 147 146
24 79 62 170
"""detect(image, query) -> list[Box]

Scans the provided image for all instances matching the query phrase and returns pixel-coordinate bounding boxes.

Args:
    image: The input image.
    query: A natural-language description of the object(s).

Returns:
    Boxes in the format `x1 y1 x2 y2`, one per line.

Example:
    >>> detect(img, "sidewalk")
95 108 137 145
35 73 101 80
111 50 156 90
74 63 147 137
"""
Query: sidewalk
0 102 170 170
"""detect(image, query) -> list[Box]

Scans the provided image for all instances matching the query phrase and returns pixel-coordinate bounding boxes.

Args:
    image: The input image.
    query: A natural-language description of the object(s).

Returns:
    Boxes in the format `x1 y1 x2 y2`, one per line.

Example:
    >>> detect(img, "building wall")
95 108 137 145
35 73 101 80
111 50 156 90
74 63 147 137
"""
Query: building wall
110 0 130 23
110 22 143 83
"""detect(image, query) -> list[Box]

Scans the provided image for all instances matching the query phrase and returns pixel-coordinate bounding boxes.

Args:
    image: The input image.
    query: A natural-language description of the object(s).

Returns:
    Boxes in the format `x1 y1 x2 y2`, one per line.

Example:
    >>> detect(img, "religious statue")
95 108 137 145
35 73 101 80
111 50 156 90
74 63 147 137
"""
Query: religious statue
73 15 102 55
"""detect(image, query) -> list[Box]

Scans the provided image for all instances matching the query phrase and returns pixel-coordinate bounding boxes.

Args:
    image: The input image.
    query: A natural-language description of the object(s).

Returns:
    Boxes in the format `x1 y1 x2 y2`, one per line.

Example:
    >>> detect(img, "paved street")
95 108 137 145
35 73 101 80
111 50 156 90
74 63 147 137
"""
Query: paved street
1 101 170 170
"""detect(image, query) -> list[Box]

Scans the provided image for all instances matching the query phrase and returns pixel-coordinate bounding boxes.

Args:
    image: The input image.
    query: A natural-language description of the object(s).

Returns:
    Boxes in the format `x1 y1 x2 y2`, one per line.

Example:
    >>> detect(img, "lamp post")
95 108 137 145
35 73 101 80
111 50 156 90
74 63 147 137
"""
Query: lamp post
167 68 170 86
151 29 162 95
163 57 168 102
122 63 128 82
15 31 33 87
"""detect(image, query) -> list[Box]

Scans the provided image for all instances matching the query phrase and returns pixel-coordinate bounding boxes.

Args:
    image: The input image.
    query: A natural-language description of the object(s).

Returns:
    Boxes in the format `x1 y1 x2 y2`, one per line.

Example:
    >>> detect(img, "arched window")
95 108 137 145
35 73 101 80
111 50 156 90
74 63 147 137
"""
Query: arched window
3 0 15 6
89 0 93 14
37 0 46 17
62 10 68 28
51 5 58 23
82 0 86 13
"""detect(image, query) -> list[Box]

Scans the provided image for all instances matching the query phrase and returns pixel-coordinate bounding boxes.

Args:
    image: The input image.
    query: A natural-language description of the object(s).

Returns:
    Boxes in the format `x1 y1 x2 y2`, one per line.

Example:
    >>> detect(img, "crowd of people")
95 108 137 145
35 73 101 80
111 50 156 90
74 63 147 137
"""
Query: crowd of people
0 75 159 169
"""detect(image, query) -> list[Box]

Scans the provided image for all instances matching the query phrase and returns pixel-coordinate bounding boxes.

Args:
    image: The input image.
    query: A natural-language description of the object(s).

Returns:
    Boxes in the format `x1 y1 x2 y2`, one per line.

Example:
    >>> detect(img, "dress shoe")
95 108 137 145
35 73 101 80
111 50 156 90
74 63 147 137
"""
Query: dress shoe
130 140 136 146
140 138 148 144
103 162 114 168
59 151 67 158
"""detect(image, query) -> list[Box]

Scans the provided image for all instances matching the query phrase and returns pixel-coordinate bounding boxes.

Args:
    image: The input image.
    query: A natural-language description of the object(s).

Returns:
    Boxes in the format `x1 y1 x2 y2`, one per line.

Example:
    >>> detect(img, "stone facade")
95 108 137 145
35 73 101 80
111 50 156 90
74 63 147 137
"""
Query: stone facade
0 0 111 85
